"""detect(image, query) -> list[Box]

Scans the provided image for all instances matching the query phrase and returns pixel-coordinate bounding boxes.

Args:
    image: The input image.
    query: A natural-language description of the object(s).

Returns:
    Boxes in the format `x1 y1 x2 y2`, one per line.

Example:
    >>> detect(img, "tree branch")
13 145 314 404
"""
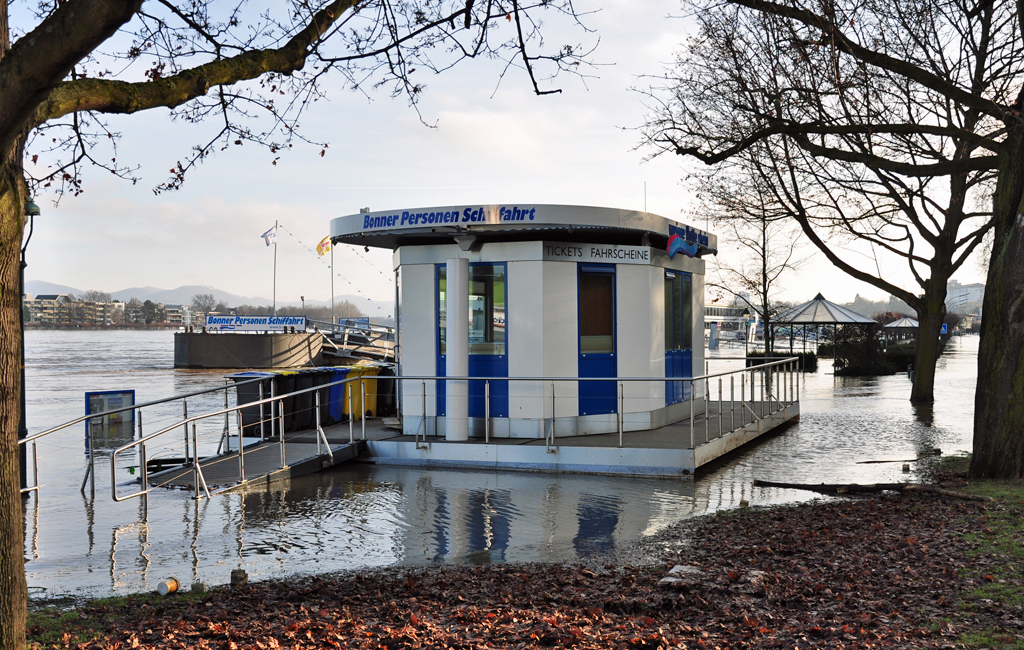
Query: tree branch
31 0 358 126
0 0 143 159
729 0 1011 121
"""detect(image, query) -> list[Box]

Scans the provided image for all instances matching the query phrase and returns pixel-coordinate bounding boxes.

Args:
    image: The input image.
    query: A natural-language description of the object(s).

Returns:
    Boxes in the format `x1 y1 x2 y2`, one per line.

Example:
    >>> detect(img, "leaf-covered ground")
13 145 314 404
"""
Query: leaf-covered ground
30 485 1024 649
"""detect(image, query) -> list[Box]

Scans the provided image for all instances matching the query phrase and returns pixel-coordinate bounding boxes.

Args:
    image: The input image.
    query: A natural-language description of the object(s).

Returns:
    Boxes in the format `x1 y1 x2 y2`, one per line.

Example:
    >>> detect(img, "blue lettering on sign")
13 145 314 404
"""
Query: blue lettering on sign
668 223 710 247
357 205 540 229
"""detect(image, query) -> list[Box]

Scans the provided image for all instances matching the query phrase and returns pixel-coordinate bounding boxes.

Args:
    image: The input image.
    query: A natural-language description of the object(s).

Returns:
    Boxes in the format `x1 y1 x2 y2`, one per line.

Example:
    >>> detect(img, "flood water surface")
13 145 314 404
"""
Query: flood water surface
23 330 977 598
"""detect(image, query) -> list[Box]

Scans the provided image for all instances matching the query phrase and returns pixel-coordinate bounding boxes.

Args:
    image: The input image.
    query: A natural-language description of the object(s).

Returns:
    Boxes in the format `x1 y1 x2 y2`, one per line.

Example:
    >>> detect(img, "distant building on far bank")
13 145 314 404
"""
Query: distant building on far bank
946 279 985 314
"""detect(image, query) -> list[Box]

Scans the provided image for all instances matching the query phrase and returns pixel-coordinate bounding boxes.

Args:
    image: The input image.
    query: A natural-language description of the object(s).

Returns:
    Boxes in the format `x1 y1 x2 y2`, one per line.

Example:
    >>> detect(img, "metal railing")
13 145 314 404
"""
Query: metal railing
110 373 376 503
18 376 264 496
396 356 800 450
310 318 394 360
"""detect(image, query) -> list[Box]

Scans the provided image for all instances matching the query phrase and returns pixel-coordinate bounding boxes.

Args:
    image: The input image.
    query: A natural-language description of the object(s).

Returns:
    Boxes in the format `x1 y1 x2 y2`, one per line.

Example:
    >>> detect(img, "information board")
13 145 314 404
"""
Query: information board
205 315 307 332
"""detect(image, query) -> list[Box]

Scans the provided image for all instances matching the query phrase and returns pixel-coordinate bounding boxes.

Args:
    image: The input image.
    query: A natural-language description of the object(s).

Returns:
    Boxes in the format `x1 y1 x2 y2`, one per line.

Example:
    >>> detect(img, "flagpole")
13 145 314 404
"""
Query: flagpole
272 219 278 316
330 243 335 325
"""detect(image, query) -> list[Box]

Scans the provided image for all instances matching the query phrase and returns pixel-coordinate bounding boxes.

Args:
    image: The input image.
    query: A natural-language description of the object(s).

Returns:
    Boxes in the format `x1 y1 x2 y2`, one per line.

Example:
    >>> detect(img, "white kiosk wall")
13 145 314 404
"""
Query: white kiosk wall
395 241 705 439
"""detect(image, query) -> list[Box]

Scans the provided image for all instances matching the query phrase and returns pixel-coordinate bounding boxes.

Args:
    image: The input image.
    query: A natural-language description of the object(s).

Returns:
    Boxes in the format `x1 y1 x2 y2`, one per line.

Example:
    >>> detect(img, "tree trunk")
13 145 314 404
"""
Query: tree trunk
0 147 27 650
971 124 1024 479
910 287 947 403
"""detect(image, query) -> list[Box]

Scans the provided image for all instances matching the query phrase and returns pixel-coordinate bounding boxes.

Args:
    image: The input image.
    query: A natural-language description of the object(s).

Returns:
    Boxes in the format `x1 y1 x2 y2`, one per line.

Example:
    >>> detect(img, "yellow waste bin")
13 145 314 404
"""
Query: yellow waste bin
339 364 380 419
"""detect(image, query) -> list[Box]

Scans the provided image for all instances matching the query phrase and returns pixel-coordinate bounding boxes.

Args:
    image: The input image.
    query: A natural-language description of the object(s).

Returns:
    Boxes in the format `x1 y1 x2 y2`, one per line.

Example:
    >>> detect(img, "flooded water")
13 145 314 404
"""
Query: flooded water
22 330 977 598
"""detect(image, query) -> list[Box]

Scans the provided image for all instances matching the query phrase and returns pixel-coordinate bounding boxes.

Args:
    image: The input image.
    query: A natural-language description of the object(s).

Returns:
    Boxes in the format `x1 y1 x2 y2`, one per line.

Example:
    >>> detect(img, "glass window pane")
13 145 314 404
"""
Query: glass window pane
580 272 614 354
438 266 446 356
469 265 506 355
682 275 692 349
673 274 683 350
664 274 674 351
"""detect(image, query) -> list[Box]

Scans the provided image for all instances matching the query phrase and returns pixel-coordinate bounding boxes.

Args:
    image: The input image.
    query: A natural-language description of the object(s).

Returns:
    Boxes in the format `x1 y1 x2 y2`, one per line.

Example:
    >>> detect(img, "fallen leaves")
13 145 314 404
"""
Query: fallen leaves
28 493 1021 649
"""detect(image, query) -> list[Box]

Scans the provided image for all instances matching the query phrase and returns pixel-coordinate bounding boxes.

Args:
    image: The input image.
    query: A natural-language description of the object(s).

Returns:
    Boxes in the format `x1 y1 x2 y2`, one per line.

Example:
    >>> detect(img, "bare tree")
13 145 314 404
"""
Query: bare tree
0 2 595 647
697 151 807 357
190 293 217 314
636 0 1024 479
83 290 111 302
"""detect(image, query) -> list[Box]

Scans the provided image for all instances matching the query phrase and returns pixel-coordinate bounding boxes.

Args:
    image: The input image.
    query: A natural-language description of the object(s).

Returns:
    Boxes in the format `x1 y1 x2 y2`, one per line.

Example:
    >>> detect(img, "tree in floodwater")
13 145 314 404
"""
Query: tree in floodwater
640 0 1000 406
636 0 1024 479
0 2 593 647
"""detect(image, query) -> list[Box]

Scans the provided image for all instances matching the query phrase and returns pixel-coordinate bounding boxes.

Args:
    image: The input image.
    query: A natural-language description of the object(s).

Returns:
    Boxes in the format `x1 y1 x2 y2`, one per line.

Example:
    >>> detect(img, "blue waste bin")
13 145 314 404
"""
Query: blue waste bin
328 368 351 423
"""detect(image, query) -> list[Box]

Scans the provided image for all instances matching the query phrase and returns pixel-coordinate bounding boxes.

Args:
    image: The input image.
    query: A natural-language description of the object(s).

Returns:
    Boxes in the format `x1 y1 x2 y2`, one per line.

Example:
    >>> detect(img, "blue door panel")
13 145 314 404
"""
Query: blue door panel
469 355 508 418
579 356 616 416
578 263 617 416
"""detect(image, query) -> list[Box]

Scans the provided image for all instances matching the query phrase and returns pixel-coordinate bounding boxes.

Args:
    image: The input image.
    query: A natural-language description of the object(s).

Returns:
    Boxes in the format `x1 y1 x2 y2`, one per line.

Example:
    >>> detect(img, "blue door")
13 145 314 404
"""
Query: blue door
436 264 509 420
664 271 693 404
578 264 617 416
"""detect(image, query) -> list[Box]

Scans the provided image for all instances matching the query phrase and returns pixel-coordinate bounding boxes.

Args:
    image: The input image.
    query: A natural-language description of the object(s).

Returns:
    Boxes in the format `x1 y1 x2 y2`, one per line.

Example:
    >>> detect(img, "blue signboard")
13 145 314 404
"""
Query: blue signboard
941 323 948 334
85 390 136 448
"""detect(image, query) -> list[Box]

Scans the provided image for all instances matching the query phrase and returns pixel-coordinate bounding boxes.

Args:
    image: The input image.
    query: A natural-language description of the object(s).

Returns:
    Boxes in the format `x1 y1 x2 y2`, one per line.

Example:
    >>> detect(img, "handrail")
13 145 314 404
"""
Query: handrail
110 373 371 502
19 376 264 447
106 356 799 502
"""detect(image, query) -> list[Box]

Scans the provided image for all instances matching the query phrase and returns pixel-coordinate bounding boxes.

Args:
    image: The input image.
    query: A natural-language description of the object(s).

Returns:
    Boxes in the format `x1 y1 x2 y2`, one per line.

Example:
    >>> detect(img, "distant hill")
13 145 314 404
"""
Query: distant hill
26 280 392 316
25 280 84 297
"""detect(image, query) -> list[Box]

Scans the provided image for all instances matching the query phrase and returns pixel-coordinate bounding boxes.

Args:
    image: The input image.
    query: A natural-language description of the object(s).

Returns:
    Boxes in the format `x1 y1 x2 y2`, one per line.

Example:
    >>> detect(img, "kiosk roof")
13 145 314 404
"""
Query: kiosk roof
330 203 717 255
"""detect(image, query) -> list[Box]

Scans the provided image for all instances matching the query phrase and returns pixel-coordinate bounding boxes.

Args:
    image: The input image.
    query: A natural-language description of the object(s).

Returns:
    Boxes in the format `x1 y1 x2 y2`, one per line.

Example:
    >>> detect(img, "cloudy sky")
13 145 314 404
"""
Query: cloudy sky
23 1 986 314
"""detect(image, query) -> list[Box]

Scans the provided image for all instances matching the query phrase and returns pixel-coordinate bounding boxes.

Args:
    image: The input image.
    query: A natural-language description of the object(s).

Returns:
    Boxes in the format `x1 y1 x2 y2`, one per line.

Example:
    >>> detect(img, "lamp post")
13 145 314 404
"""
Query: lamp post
20 197 40 493
300 295 305 319
742 308 750 359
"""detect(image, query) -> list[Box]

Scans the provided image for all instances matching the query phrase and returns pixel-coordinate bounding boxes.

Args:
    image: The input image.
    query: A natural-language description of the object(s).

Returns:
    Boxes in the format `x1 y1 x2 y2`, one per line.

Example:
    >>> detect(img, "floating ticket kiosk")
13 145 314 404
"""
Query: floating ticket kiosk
330 204 716 441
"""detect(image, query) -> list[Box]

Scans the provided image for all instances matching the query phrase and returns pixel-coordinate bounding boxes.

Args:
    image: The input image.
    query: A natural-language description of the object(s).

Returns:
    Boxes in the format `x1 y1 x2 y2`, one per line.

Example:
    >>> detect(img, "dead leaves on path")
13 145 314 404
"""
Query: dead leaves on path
33 495 1013 649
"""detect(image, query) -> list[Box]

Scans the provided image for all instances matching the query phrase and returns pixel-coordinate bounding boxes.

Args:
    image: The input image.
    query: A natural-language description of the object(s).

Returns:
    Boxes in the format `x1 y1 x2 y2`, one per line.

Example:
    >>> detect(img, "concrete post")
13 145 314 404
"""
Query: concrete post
446 257 469 441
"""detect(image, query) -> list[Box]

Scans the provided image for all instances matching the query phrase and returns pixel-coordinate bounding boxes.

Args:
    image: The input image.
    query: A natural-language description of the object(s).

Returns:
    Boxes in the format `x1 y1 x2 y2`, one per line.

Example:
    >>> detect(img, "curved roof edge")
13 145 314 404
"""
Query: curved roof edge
330 203 717 254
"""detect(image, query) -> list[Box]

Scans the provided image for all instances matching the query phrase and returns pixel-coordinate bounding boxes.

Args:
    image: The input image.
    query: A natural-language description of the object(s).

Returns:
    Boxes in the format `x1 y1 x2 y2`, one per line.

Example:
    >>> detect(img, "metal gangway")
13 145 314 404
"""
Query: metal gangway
310 318 394 361
18 372 379 503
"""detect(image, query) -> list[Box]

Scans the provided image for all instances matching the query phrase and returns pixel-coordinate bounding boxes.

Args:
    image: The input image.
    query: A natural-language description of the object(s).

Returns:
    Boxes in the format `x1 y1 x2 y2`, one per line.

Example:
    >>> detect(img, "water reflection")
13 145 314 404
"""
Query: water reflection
23 331 979 598
912 401 935 427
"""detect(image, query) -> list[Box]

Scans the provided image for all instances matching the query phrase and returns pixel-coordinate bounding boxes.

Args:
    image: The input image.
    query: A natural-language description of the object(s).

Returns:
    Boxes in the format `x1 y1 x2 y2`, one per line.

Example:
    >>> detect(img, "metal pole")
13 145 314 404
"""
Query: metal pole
361 381 366 440
348 384 354 443
270 382 276 439
331 244 335 324
32 443 38 493
183 399 190 463
485 380 490 444
139 443 147 507
730 375 735 432
192 423 200 500
704 379 709 443
759 368 764 418
718 377 723 438
258 382 265 441
689 380 694 448
273 219 278 315
237 411 245 482
420 380 426 443
315 391 322 456
279 399 286 468
618 381 623 448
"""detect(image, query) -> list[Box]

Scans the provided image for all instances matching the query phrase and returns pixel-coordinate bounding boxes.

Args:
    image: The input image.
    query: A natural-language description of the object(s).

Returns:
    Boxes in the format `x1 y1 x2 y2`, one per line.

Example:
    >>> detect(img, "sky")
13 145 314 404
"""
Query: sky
22 1 988 313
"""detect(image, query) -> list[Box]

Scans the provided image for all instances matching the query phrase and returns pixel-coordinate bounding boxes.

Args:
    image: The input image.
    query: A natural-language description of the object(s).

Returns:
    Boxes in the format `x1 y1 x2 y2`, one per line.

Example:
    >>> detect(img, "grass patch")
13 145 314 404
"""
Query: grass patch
947 470 1024 649
27 590 208 648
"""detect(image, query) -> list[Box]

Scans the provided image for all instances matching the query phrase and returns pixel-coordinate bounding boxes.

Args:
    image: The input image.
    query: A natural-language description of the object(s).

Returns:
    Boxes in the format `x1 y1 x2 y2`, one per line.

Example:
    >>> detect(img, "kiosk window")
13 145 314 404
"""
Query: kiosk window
437 264 506 356
579 269 615 354
665 271 692 351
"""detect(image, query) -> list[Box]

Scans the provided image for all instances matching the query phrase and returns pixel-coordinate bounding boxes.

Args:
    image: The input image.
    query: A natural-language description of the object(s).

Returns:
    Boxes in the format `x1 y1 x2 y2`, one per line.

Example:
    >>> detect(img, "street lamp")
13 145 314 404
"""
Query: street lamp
300 296 305 319
20 197 40 493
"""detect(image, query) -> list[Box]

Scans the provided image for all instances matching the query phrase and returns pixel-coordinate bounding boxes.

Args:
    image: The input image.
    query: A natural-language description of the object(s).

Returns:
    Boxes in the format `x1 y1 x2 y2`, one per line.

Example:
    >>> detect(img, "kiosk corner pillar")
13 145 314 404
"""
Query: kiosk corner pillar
446 257 469 441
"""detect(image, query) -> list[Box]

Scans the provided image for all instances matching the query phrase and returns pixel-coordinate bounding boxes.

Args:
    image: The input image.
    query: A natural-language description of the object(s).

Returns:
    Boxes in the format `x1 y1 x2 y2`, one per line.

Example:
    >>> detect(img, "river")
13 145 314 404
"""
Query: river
22 330 976 598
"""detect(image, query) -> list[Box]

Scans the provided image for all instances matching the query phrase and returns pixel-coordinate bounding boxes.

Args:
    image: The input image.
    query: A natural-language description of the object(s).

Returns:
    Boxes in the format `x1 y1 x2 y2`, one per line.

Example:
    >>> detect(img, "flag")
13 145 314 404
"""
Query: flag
317 236 332 257
261 225 277 246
